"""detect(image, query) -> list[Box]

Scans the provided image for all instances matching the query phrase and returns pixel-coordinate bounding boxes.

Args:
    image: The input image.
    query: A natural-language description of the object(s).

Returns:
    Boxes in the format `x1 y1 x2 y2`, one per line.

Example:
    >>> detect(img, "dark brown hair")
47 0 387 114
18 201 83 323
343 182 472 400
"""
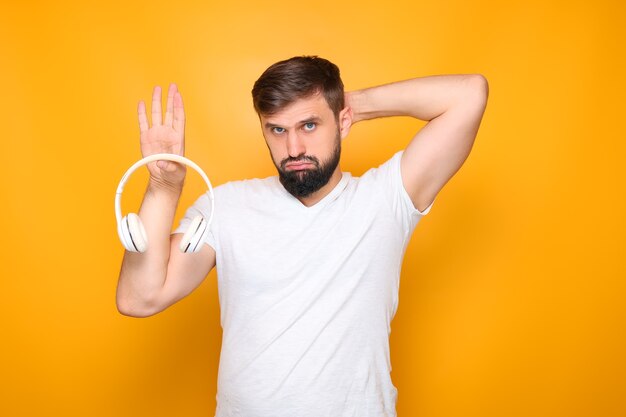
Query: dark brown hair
252 56 345 118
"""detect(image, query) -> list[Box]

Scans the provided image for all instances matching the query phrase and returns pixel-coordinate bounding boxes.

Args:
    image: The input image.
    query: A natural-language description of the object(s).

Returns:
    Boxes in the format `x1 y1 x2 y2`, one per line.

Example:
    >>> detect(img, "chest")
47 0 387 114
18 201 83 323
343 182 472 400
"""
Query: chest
217 197 404 291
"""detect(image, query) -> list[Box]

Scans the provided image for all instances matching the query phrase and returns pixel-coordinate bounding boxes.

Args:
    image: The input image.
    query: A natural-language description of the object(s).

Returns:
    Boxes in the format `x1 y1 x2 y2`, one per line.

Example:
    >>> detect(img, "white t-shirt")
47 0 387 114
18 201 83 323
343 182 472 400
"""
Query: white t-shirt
174 151 433 417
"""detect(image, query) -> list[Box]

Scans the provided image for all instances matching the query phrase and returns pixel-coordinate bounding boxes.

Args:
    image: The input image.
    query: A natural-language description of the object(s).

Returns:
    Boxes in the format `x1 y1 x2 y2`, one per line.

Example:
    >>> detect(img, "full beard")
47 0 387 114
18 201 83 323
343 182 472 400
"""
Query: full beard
276 133 341 198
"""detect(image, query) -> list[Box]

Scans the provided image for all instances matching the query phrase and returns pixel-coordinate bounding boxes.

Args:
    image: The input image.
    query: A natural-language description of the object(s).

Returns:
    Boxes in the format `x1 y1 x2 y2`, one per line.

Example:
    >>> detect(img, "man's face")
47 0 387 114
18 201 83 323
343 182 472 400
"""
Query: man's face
260 93 349 198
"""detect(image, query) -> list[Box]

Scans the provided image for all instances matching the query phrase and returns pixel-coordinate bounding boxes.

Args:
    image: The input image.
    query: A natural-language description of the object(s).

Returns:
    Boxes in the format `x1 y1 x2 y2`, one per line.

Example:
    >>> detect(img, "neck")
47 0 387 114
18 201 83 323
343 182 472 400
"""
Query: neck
296 167 343 207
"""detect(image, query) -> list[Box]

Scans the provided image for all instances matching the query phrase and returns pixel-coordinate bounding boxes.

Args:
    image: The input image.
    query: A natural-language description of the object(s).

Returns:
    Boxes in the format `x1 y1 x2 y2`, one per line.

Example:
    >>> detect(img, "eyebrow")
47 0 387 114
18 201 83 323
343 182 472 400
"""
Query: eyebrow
299 116 322 125
264 116 323 130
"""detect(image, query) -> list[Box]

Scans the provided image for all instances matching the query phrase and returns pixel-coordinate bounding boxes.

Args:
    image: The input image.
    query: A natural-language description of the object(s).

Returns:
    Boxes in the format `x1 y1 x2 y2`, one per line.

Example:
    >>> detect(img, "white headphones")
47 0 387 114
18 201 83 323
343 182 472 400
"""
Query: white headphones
115 153 215 254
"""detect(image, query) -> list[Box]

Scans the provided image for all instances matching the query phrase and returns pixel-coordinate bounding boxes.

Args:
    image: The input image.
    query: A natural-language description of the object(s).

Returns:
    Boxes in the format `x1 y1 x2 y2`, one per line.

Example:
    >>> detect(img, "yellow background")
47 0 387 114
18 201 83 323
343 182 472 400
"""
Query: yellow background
1 0 624 416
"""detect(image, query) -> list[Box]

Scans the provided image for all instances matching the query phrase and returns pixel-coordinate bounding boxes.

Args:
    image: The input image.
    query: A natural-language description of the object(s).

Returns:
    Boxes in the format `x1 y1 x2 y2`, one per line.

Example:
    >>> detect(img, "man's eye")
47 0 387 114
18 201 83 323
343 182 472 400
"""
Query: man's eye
272 127 285 134
303 122 316 131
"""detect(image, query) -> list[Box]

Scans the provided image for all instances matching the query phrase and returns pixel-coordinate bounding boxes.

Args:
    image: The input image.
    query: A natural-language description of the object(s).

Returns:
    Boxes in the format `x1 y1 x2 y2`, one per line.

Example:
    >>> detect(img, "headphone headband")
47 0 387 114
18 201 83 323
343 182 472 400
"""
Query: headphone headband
115 153 215 231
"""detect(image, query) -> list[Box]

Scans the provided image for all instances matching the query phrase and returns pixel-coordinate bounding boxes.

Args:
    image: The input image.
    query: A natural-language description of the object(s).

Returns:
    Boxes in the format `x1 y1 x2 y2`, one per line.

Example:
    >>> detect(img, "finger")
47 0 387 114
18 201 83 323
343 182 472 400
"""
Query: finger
164 83 177 127
151 86 162 126
137 100 149 135
173 91 185 133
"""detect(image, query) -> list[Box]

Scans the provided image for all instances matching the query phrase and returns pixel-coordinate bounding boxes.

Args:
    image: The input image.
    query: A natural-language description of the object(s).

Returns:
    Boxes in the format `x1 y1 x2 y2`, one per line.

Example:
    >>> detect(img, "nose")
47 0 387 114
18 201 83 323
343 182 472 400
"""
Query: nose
286 131 305 158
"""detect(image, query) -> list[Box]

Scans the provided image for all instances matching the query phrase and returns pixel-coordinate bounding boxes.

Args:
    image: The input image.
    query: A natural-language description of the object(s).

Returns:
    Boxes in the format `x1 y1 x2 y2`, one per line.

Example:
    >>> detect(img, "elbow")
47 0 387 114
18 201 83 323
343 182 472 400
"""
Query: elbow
117 306 155 318
468 74 489 101
458 74 489 111
116 296 162 318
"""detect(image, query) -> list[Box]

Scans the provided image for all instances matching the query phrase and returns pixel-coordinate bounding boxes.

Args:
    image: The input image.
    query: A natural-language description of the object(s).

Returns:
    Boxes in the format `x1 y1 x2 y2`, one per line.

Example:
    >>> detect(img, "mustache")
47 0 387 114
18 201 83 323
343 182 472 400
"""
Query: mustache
280 155 320 170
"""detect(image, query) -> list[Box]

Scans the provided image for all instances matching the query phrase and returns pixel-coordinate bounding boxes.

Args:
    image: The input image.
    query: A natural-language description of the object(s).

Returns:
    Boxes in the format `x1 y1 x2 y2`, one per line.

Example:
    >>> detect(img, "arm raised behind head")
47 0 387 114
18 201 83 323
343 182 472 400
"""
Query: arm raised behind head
347 74 489 212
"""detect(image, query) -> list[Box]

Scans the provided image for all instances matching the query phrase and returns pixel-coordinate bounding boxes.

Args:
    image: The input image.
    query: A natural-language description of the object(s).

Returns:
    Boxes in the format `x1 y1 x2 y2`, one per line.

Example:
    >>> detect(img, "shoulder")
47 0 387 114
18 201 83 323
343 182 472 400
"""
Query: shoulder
352 150 433 217
211 175 283 205
356 151 404 185
217 175 279 194
187 175 277 207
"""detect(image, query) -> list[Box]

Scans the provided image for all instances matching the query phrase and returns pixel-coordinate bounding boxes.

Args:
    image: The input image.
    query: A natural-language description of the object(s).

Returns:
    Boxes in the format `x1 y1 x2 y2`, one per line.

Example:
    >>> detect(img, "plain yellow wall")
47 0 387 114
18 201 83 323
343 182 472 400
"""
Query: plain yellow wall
1 0 624 416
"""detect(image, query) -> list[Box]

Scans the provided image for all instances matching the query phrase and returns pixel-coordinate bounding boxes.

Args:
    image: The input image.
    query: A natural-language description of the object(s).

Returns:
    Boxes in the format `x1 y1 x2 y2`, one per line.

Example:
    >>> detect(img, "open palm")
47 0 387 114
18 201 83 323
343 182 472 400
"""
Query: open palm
138 83 186 186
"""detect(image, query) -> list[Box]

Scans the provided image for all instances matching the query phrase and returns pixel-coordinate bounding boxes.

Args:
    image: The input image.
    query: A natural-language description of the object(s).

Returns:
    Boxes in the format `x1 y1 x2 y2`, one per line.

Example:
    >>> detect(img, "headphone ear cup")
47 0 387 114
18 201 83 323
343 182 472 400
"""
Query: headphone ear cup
179 215 207 253
120 215 137 252
188 217 208 253
124 213 148 253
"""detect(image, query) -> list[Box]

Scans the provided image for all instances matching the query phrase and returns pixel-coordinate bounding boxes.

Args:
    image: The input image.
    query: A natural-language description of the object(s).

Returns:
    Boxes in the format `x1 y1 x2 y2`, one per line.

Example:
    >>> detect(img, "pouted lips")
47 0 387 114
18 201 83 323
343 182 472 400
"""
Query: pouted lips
285 162 315 171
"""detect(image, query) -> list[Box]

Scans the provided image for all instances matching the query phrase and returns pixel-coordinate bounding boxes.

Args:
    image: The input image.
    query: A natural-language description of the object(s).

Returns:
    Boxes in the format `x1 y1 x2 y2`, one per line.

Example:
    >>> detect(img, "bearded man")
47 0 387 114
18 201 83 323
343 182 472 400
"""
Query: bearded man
116 55 489 417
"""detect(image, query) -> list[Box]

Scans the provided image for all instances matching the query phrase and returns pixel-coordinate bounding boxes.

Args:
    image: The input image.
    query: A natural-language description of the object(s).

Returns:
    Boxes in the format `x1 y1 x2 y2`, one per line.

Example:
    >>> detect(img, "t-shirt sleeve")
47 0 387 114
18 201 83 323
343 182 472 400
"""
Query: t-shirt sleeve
172 190 217 251
372 150 434 229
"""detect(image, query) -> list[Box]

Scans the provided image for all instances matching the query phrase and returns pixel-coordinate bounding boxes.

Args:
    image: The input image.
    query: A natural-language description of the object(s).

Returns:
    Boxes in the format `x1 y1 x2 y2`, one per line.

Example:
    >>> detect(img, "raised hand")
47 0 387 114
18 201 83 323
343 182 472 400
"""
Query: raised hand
137 83 187 189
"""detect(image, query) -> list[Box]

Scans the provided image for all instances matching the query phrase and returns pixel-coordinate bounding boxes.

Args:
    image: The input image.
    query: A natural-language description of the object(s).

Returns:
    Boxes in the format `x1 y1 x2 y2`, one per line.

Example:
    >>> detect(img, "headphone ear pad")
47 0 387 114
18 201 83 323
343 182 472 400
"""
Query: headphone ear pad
120 215 136 252
180 215 207 253
125 213 148 253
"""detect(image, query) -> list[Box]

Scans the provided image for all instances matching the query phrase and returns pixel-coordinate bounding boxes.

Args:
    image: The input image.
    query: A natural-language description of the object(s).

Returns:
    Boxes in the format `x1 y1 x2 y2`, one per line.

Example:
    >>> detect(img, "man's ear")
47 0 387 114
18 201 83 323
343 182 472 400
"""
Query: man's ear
338 106 353 140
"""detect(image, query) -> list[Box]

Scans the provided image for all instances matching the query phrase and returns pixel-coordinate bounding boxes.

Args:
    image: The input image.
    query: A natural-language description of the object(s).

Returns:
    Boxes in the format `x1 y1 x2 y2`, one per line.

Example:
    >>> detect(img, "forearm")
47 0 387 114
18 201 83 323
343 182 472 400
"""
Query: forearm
348 74 487 123
116 181 182 315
